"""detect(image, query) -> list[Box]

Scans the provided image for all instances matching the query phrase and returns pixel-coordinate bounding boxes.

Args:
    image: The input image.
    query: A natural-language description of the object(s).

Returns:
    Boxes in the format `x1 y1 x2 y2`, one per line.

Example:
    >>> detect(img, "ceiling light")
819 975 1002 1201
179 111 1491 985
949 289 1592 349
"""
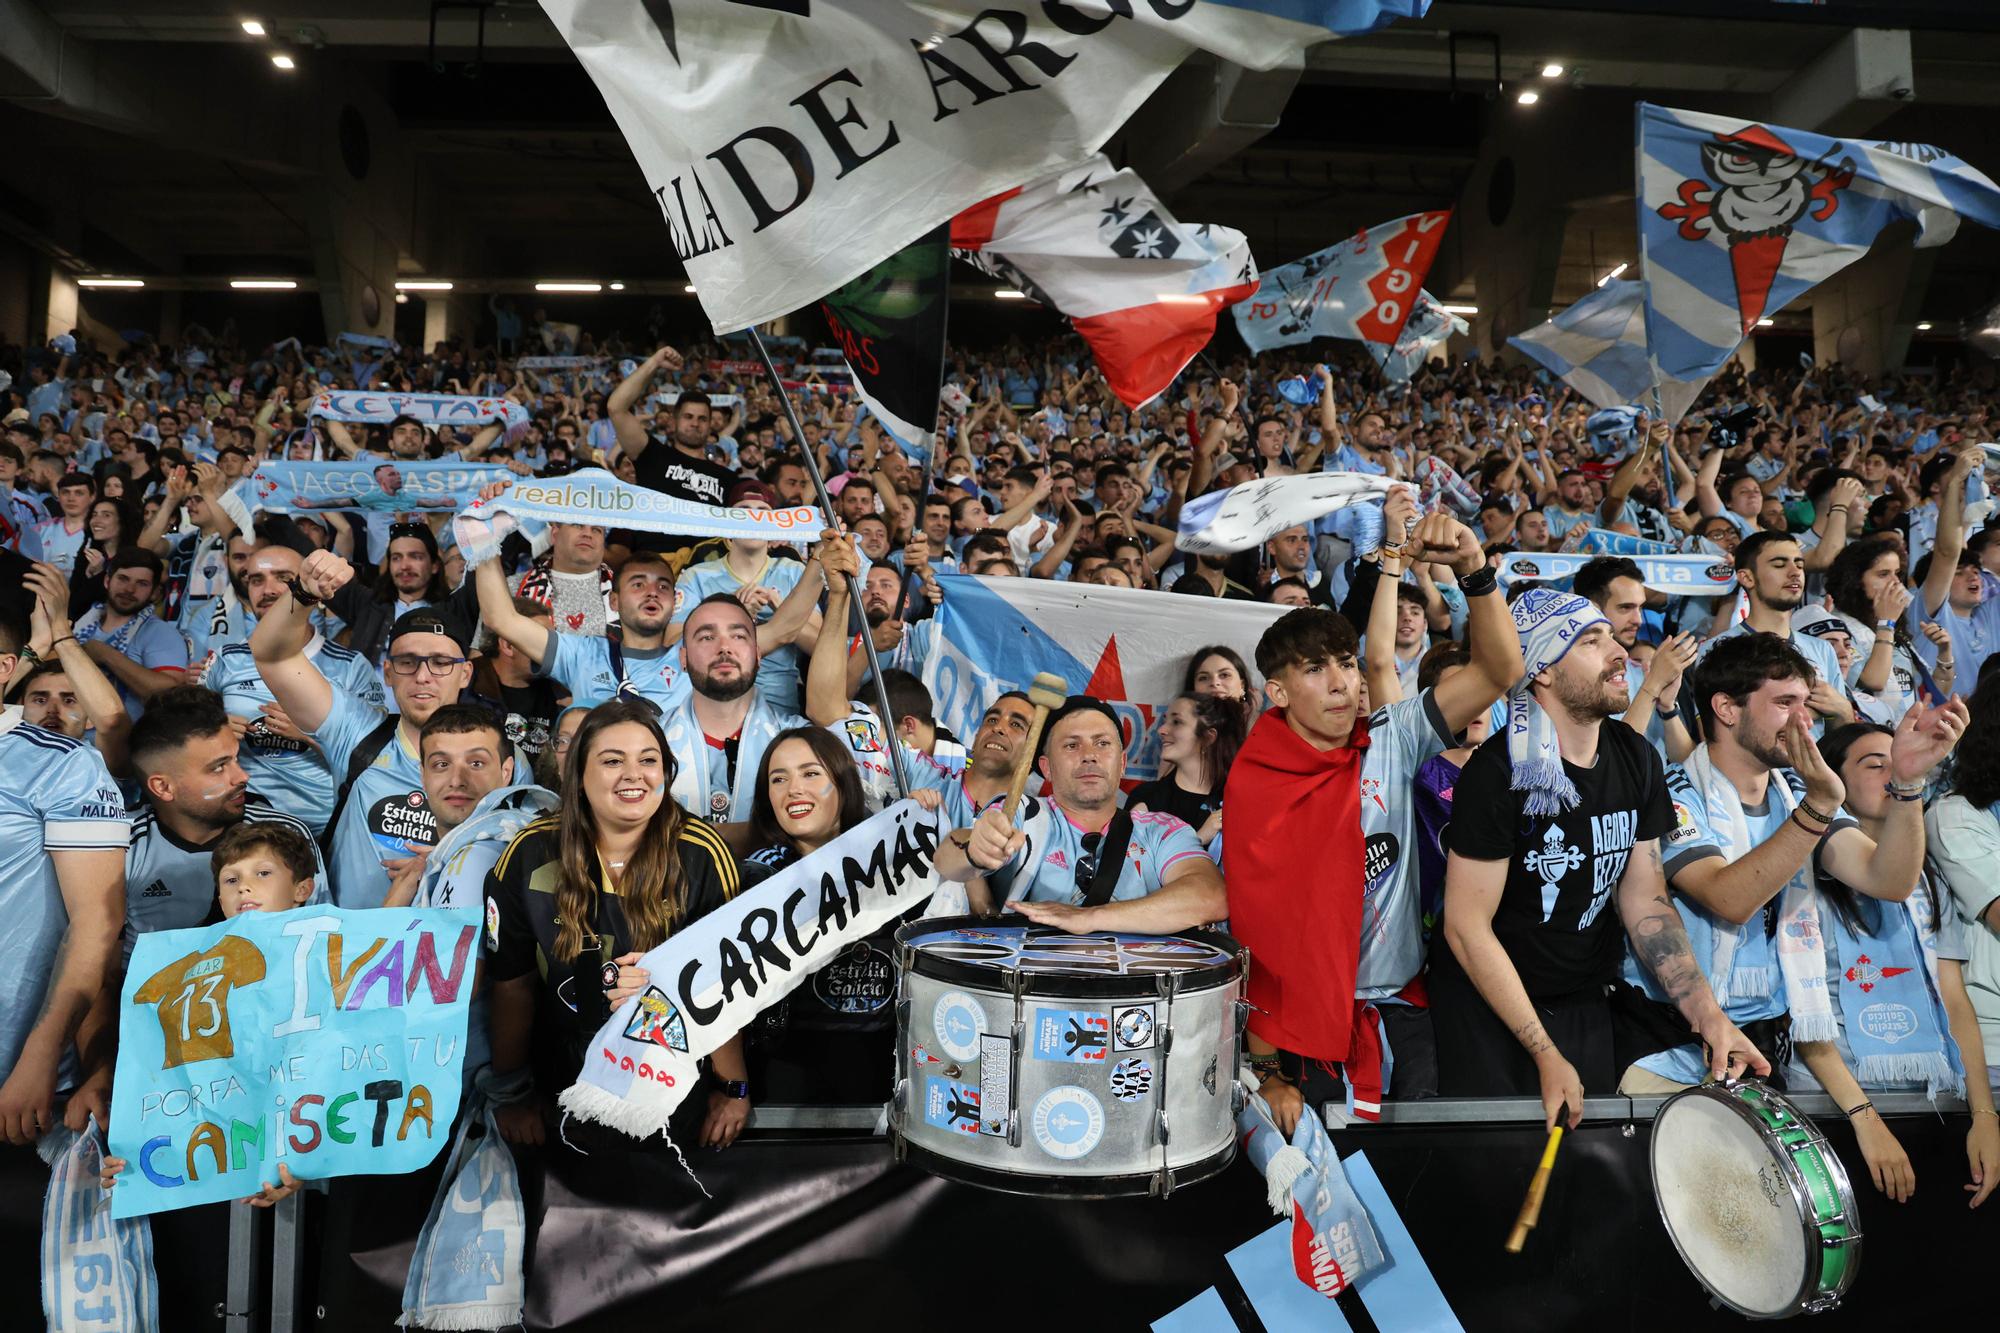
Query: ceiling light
534 281 601 293
1597 261 1628 288
79 277 145 288
609 282 625 291
1540 63 1565 79
1516 90 1540 106
682 283 697 294
394 292 408 305
395 280 453 291
230 279 297 289
242 19 266 35
1756 318 1775 327
271 53 295 70
995 289 1028 300
1917 321 1934 331
1441 303 1479 316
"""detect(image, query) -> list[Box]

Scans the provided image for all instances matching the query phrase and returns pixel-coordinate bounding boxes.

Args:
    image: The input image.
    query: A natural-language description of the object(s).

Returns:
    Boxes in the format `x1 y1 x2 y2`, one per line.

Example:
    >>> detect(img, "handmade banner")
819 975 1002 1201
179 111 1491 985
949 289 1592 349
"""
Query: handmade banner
1232 211 1452 354
1176 474 1407 555
953 154 1258 408
245 459 514 514
558 801 939 1138
1638 103 2000 422
922 575 1286 787
1495 549 1735 595
107 906 478 1218
1509 279 1657 413
821 224 949 455
451 469 824 568
538 0 1427 333
309 389 531 439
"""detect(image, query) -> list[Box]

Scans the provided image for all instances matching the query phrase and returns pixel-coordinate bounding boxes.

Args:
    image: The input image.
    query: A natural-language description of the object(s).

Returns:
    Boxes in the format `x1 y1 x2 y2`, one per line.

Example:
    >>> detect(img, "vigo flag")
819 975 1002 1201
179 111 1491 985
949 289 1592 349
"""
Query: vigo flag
1638 102 2000 420
1232 210 1452 354
953 154 1257 407
539 0 1429 333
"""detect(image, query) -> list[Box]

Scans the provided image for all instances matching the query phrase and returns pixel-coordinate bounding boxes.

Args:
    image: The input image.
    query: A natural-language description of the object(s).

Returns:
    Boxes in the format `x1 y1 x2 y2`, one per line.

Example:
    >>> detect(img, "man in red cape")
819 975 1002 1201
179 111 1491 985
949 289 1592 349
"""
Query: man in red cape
1223 509 1519 1131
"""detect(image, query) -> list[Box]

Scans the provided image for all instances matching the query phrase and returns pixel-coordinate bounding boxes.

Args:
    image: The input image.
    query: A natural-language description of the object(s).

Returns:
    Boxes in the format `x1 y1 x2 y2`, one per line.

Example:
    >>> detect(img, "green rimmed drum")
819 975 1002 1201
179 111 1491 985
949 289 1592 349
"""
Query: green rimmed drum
1649 1080 1861 1319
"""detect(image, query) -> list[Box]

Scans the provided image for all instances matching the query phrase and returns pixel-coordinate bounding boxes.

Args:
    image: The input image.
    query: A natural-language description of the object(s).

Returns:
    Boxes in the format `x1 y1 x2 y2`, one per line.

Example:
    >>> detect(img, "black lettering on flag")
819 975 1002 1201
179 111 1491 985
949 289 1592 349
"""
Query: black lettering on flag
790 70 900 181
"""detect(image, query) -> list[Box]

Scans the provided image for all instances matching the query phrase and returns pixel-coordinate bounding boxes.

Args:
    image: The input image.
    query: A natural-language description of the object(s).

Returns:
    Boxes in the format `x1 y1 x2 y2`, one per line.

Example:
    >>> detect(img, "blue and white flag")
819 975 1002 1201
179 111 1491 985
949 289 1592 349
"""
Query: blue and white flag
310 389 530 440
1497 548 1735 596
1508 279 1655 412
246 459 514 515
1367 289 1465 382
452 469 823 568
107 907 479 1218
1638 102 2000 421
40 1119 159 1333
1232 211 1451 354
1584 405 1644 456
1177 473 1406 555
921 575 1285 787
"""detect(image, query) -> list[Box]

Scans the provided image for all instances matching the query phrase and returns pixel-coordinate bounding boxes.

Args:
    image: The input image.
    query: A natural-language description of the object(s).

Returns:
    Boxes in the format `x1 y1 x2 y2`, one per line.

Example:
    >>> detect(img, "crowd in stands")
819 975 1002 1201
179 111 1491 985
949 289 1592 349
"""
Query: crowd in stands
5 314 2000 1220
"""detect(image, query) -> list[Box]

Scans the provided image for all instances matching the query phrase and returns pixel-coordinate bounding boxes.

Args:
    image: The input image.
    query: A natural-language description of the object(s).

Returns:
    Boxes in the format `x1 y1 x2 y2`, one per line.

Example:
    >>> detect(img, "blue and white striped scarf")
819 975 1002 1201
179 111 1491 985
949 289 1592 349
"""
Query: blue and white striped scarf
398 1098 525 1331
40 1118 159 1333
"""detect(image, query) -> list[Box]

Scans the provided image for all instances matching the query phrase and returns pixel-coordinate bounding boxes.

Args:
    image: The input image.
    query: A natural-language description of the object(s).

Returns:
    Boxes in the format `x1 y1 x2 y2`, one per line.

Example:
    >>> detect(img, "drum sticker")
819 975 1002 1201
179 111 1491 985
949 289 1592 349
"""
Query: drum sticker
1202 1054 1218 1096
1110 1057 1154 1102
910 1045 941 1067
923 1077 982 1135
932 990 983 1061
1032 1008 1110 1063
623 986 690 1053
1112 1004 1156 1052
1031 1085 1106 1160
978 1033 1013 1136
813 941 893 1014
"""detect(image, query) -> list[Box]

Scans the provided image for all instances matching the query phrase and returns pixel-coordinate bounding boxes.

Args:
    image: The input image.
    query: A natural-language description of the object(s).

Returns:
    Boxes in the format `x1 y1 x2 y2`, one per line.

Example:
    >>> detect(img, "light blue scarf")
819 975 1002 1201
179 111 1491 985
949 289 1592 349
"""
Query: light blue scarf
1237 1085 1386 1296
1505 588 1608 817
40 1118 159 1333
1817 887 1962 1098
398 1098 525 1331
663 689 798 822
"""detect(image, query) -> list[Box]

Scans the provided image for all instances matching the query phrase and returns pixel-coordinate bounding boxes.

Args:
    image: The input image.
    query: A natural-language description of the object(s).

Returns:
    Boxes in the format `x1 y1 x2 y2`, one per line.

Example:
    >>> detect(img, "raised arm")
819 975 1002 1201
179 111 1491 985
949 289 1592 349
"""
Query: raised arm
1424 515 1521 734
249 549 346 734
1819 698 1966 899
806 532 861 727
609 347 682 458
475 553 553 668
1922 450 1979 616
1694 446 1726 519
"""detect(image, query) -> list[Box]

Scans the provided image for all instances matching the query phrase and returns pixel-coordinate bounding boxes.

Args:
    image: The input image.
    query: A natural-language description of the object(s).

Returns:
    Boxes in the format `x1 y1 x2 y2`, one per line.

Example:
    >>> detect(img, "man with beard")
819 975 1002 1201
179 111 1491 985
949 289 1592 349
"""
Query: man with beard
672 488 820 712
1703 530 1853 734
1572 556 1696 761
664 593 813 823
1435 589 1769 1127
1614 634 1962 1094
71 547 187 715
206 538 382 836
253 551 489 908
609 347 737 536
122 686 326 944
942 696 1226 934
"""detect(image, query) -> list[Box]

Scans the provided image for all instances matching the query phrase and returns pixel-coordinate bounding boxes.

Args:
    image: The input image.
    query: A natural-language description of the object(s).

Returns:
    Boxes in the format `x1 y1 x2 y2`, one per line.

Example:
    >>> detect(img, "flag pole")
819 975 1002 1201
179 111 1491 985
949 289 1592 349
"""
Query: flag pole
748 323 911 801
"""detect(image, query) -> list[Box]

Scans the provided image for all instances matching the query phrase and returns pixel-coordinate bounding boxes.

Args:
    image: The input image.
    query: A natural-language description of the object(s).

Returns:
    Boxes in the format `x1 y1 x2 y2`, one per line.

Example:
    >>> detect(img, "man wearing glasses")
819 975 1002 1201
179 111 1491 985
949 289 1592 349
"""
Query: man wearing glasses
251 549 486 908
938 696 1226 936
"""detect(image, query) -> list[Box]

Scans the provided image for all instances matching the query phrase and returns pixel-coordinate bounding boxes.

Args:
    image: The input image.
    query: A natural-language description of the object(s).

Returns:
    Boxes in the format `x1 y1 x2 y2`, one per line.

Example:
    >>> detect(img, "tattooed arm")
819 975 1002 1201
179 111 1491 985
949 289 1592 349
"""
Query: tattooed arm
1442 850 1581 1129
1618 838 1772 1082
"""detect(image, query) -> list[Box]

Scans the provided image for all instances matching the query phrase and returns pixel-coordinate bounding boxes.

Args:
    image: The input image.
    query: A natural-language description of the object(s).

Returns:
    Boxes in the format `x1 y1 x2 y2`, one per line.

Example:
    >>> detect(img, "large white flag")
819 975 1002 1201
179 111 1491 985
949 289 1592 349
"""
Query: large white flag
540 0 1430 333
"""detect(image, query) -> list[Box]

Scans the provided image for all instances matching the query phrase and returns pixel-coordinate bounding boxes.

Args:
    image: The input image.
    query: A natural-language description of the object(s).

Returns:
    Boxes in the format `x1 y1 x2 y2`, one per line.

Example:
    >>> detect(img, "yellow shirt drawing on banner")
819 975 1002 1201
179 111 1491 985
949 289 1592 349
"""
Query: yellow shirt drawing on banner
131 936 267 1068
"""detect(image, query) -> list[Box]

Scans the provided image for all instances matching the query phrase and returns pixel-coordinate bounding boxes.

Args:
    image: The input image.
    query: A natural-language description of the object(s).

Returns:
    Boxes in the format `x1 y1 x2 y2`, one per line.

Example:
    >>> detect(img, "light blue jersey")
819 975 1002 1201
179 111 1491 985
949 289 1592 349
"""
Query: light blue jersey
672 554 808 713
991 803 1208 906
122 794 327 955
1354 692 1457 997
536 630 689 713
34 516 87 575
0 711 129 1076
206 636 384 835
310 688 429 910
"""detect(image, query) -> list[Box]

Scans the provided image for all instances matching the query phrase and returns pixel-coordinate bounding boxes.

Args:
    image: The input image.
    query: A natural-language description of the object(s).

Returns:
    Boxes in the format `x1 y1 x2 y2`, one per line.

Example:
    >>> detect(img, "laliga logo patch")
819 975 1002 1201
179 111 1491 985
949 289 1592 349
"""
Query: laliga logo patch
624 985 690 1052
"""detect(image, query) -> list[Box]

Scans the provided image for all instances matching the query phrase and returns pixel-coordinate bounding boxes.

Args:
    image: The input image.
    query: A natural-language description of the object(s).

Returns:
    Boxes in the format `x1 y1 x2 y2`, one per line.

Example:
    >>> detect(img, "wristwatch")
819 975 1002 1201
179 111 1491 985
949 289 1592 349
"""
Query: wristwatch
708 1071 750 1100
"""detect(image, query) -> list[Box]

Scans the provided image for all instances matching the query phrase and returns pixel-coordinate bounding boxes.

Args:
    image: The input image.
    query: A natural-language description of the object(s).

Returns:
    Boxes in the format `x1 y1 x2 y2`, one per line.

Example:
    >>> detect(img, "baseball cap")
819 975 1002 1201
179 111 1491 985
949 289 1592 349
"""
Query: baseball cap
727 478 776 507
388 608 468 655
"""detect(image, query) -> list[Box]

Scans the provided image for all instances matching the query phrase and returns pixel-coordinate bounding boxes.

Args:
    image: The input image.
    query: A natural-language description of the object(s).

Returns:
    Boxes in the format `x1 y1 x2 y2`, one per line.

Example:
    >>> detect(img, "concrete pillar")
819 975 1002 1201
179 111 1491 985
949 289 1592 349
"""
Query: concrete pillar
44 269 77 341
301 68 413 343
1810 226 1934 375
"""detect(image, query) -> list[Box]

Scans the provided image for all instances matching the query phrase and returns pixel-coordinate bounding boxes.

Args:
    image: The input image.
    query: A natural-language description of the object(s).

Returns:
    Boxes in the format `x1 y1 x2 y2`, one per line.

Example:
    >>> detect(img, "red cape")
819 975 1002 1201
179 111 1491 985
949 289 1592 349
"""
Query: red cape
1222 709 1370 1062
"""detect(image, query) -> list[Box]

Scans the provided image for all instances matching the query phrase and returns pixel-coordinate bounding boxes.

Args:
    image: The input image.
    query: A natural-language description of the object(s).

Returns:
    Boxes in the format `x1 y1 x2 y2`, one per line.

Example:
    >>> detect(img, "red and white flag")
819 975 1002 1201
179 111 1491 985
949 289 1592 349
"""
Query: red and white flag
952 155 1258 408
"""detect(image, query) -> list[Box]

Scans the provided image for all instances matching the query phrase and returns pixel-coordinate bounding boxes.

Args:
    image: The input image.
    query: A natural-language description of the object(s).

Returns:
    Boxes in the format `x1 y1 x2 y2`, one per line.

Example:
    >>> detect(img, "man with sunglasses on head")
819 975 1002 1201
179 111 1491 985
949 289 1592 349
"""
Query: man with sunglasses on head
937 696 1226 936
251 549 500 908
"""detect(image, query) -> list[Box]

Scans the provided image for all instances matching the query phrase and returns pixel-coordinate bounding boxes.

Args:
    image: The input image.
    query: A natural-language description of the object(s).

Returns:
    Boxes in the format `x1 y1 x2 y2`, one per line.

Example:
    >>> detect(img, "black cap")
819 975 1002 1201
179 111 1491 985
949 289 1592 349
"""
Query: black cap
388 607 467 655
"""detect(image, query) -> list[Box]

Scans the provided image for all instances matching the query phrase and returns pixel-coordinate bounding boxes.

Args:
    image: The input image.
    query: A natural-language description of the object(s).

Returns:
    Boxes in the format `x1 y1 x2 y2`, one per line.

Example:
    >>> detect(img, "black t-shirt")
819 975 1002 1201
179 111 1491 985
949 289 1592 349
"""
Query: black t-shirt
494 678 563 769
484 814 740 1081
635 442 736 508
1444 722 1672 1000
1125 775 1220 836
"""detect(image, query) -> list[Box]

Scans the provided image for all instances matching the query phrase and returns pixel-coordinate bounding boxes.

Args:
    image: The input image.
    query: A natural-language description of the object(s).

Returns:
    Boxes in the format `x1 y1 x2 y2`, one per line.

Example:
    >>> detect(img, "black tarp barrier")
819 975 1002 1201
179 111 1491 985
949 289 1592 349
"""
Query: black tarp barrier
7 1102 1999 1330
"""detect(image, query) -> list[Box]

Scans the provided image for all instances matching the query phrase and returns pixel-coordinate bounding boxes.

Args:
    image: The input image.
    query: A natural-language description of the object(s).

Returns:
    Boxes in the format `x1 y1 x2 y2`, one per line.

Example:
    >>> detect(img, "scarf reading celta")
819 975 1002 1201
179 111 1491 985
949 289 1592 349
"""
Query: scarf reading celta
1504 588 1609 817
310 389 531 443
450 470 823 570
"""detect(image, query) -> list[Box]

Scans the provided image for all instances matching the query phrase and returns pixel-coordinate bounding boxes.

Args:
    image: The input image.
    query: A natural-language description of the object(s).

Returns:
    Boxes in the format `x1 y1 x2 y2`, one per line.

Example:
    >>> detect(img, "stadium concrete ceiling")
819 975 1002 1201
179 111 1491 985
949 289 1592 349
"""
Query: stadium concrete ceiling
7 0 2000 327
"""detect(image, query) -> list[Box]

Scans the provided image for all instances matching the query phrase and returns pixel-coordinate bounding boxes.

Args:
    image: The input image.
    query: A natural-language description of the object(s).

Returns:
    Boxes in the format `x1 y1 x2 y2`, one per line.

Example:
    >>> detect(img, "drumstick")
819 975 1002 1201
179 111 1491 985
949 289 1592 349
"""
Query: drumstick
1002 672 1071 819
1504 1125 1563 1254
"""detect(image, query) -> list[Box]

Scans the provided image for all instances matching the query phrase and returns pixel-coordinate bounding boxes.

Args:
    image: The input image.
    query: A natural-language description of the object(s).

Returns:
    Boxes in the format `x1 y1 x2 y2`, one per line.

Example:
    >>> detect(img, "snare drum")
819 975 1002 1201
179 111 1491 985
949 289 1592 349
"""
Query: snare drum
890 917 1248 1199
1650 1080 1862 1319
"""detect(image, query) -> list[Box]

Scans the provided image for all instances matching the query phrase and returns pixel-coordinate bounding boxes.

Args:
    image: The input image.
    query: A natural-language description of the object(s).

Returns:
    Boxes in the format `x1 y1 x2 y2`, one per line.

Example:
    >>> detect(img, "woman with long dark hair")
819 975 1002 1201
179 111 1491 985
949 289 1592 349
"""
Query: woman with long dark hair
67 495 143 619
1182 643 1255 728
484 699 751 1149
1128 693 1245 845
1812 721 1996 1205
1825 535 1955 716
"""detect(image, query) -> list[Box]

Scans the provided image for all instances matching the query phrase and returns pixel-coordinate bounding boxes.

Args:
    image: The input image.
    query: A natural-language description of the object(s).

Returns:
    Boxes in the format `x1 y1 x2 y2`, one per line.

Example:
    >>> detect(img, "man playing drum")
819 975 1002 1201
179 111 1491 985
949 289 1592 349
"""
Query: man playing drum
1434 589 1770 1130
937 696 1226 935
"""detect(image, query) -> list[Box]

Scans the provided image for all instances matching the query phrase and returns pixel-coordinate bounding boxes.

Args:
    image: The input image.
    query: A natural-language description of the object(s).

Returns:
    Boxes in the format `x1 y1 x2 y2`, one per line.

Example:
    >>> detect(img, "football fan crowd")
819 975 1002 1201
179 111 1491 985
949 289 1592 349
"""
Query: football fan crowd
5 317 2000 1218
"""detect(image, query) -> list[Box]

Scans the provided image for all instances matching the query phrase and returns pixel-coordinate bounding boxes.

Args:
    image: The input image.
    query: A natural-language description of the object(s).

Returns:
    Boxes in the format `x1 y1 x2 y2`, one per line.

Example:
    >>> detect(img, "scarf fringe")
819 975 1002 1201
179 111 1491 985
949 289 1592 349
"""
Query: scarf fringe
1853 1050 1961 1099
1724 965 1774 1002
1515 762 1577 819
556 1081 671 1140
1789 1013 1839 1045
1261 1145 1312 1216
398 1303 520 1331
